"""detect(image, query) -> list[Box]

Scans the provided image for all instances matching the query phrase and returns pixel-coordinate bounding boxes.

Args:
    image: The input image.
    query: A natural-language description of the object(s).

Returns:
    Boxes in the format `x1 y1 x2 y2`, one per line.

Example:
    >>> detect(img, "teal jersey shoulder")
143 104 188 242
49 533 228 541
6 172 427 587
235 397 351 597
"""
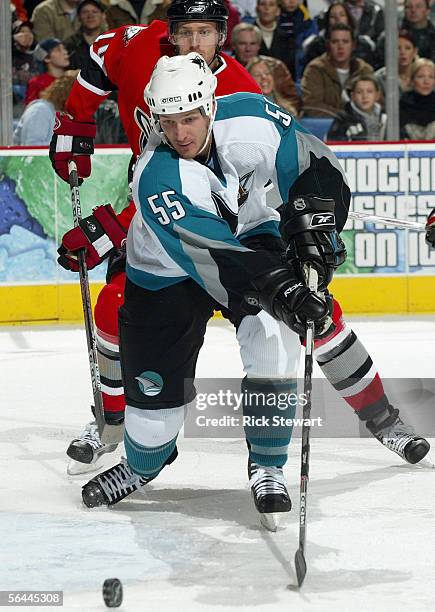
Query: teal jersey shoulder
138 143 182 201
215 92 311 138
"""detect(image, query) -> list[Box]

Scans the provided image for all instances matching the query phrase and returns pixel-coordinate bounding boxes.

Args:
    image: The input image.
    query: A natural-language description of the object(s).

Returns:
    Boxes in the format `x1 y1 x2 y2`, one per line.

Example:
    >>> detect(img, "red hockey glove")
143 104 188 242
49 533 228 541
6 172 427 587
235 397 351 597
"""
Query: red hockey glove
58 205 127 271
425 209 435 248
49 112 96 184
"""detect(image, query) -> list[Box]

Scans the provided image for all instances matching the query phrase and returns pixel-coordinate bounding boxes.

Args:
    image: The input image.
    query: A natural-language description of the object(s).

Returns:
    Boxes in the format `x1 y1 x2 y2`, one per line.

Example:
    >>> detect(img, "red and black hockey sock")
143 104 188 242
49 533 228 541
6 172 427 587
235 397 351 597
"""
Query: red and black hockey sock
314 299 390 422
95 329 125 423
94 273 126 423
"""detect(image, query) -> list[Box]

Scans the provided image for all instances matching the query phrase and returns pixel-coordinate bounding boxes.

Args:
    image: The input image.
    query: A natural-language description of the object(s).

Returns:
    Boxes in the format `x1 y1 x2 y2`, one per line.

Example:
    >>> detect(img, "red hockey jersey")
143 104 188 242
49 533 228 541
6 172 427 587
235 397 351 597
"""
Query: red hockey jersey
65 20 261 158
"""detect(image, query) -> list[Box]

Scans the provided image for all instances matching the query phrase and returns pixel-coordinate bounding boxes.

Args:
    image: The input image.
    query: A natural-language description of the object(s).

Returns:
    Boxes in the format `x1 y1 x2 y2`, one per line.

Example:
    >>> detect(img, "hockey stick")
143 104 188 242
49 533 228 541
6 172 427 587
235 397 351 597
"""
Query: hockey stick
348 211 425 231
67 161 123 445
294 265 318 588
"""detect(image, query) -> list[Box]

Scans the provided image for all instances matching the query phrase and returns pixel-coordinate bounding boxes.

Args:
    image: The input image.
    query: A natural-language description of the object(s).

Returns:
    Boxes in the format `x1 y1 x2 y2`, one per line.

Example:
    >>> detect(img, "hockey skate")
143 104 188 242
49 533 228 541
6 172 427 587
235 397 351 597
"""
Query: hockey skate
366 407 430 465
67 421 118 475
248 460 291 532
82 448 178 507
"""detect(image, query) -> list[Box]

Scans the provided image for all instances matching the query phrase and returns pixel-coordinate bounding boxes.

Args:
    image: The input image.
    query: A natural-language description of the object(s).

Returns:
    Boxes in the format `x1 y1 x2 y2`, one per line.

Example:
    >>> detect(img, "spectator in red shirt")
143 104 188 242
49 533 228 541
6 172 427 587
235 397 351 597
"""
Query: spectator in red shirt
11 0 28 21
25 38 70 105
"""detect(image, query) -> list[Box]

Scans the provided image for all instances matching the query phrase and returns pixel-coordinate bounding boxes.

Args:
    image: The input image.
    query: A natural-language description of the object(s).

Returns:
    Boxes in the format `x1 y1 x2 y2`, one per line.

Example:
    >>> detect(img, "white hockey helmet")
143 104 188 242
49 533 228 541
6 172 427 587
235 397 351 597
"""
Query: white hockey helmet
144 53 217 141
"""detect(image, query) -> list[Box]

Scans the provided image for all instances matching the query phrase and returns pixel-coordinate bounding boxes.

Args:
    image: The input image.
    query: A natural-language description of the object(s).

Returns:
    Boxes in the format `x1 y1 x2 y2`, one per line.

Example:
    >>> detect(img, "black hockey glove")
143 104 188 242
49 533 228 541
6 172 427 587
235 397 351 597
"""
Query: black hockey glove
282 291 334 338
280 195 346 290
245 266 329 336
425 209 435 248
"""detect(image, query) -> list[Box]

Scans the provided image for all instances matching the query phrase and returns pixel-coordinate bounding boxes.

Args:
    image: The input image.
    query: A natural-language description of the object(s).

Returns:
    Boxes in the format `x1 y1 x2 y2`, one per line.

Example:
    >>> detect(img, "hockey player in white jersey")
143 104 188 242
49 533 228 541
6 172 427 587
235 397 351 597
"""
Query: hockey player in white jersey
79 53 334 513
77 54 429 513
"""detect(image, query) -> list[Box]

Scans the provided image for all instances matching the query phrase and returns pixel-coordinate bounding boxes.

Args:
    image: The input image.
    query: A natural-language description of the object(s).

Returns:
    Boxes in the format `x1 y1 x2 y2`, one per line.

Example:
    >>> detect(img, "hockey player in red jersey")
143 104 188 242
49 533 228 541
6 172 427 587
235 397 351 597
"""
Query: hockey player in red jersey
53 0 430 475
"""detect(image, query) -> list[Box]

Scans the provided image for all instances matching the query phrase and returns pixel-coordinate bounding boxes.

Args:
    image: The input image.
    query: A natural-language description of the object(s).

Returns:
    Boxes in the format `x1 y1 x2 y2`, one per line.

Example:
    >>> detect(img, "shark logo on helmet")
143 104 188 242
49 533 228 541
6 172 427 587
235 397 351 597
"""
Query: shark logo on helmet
191 55 207 71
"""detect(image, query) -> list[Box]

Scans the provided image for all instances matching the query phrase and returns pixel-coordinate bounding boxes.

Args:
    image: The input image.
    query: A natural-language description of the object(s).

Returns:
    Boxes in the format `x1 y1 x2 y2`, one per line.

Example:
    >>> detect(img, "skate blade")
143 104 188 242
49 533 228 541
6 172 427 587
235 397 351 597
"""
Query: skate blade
259 512 281 532
414 454 435 469
67 458 103 476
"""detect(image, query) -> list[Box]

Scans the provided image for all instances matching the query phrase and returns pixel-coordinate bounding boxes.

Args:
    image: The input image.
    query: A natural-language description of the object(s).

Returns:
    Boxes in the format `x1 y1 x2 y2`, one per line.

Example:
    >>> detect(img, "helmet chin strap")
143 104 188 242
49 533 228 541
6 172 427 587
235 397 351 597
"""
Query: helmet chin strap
195 101 216 157
207 31 226 69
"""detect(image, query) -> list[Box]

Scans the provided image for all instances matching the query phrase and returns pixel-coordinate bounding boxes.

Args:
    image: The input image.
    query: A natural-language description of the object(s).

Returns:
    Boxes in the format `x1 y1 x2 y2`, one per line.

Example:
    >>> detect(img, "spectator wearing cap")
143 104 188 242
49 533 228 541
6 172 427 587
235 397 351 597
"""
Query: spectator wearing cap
32 0 81 42
25 38 70 105
14 70 79 145
301 22 373 117
64 0 106 70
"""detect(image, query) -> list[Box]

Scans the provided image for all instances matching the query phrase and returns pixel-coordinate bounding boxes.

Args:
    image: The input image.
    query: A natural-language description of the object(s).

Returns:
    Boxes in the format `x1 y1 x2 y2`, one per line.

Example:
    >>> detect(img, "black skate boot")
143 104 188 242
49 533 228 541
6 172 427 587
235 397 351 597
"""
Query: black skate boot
248 460 291 531
366 406 430 465
82 448 178 508
67 421 118 475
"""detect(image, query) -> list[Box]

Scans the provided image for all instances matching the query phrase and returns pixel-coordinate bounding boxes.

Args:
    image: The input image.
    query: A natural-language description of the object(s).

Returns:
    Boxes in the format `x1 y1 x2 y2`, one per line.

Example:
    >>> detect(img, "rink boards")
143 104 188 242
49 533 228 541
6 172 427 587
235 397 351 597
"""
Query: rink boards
0 142 434 323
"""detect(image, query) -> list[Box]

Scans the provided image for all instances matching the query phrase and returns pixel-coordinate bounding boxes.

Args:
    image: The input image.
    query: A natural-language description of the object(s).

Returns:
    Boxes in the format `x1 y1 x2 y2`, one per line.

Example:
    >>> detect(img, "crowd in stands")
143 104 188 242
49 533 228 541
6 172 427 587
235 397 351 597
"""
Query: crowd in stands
9 0 435 145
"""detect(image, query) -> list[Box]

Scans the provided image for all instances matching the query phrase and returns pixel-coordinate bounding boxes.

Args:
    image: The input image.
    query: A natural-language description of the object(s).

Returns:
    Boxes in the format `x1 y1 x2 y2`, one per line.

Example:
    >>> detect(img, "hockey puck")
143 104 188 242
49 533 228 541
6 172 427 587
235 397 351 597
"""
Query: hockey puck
102 578 123 608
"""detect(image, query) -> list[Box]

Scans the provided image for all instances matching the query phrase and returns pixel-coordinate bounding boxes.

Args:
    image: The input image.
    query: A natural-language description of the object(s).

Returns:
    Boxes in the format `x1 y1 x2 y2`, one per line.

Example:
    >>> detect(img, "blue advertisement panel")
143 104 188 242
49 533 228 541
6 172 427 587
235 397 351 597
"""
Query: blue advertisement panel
334 143 435 275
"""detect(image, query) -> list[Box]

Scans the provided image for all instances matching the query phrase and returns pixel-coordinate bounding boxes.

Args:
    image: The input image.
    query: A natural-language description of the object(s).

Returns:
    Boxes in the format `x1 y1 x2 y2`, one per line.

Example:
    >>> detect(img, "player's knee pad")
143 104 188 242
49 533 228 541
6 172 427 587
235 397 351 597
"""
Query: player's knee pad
94 272 126 340
237 309 301 378
124 405 185 448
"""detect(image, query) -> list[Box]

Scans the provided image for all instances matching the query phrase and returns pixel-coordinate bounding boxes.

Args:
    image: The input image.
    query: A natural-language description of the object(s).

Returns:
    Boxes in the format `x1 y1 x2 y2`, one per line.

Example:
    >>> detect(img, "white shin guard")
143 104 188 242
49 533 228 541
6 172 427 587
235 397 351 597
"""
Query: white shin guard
125 405 185 447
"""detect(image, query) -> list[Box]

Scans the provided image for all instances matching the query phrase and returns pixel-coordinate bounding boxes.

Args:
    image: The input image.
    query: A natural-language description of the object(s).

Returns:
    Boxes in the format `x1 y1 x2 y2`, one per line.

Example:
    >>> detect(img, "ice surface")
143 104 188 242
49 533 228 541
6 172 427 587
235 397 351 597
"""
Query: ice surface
1 318 435 611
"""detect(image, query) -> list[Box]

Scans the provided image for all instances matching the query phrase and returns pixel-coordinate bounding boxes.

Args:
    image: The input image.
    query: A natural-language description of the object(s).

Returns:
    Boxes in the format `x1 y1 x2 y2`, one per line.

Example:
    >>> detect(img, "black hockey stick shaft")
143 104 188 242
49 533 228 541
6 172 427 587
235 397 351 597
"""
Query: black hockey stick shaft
67 161 123 445
294 266 318 587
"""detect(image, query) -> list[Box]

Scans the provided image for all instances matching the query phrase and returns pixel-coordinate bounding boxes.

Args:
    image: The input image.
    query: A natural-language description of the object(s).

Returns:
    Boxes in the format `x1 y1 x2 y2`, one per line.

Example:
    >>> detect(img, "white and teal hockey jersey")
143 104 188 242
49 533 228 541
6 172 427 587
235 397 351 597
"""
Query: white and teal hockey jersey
129 92 350 308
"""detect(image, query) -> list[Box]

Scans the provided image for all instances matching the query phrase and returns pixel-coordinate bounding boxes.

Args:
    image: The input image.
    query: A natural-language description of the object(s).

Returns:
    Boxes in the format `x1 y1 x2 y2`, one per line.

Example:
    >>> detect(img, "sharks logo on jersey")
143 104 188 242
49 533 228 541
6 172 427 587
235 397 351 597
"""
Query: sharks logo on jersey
211 192 238 234
134 106 153 152
238 170 255 207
